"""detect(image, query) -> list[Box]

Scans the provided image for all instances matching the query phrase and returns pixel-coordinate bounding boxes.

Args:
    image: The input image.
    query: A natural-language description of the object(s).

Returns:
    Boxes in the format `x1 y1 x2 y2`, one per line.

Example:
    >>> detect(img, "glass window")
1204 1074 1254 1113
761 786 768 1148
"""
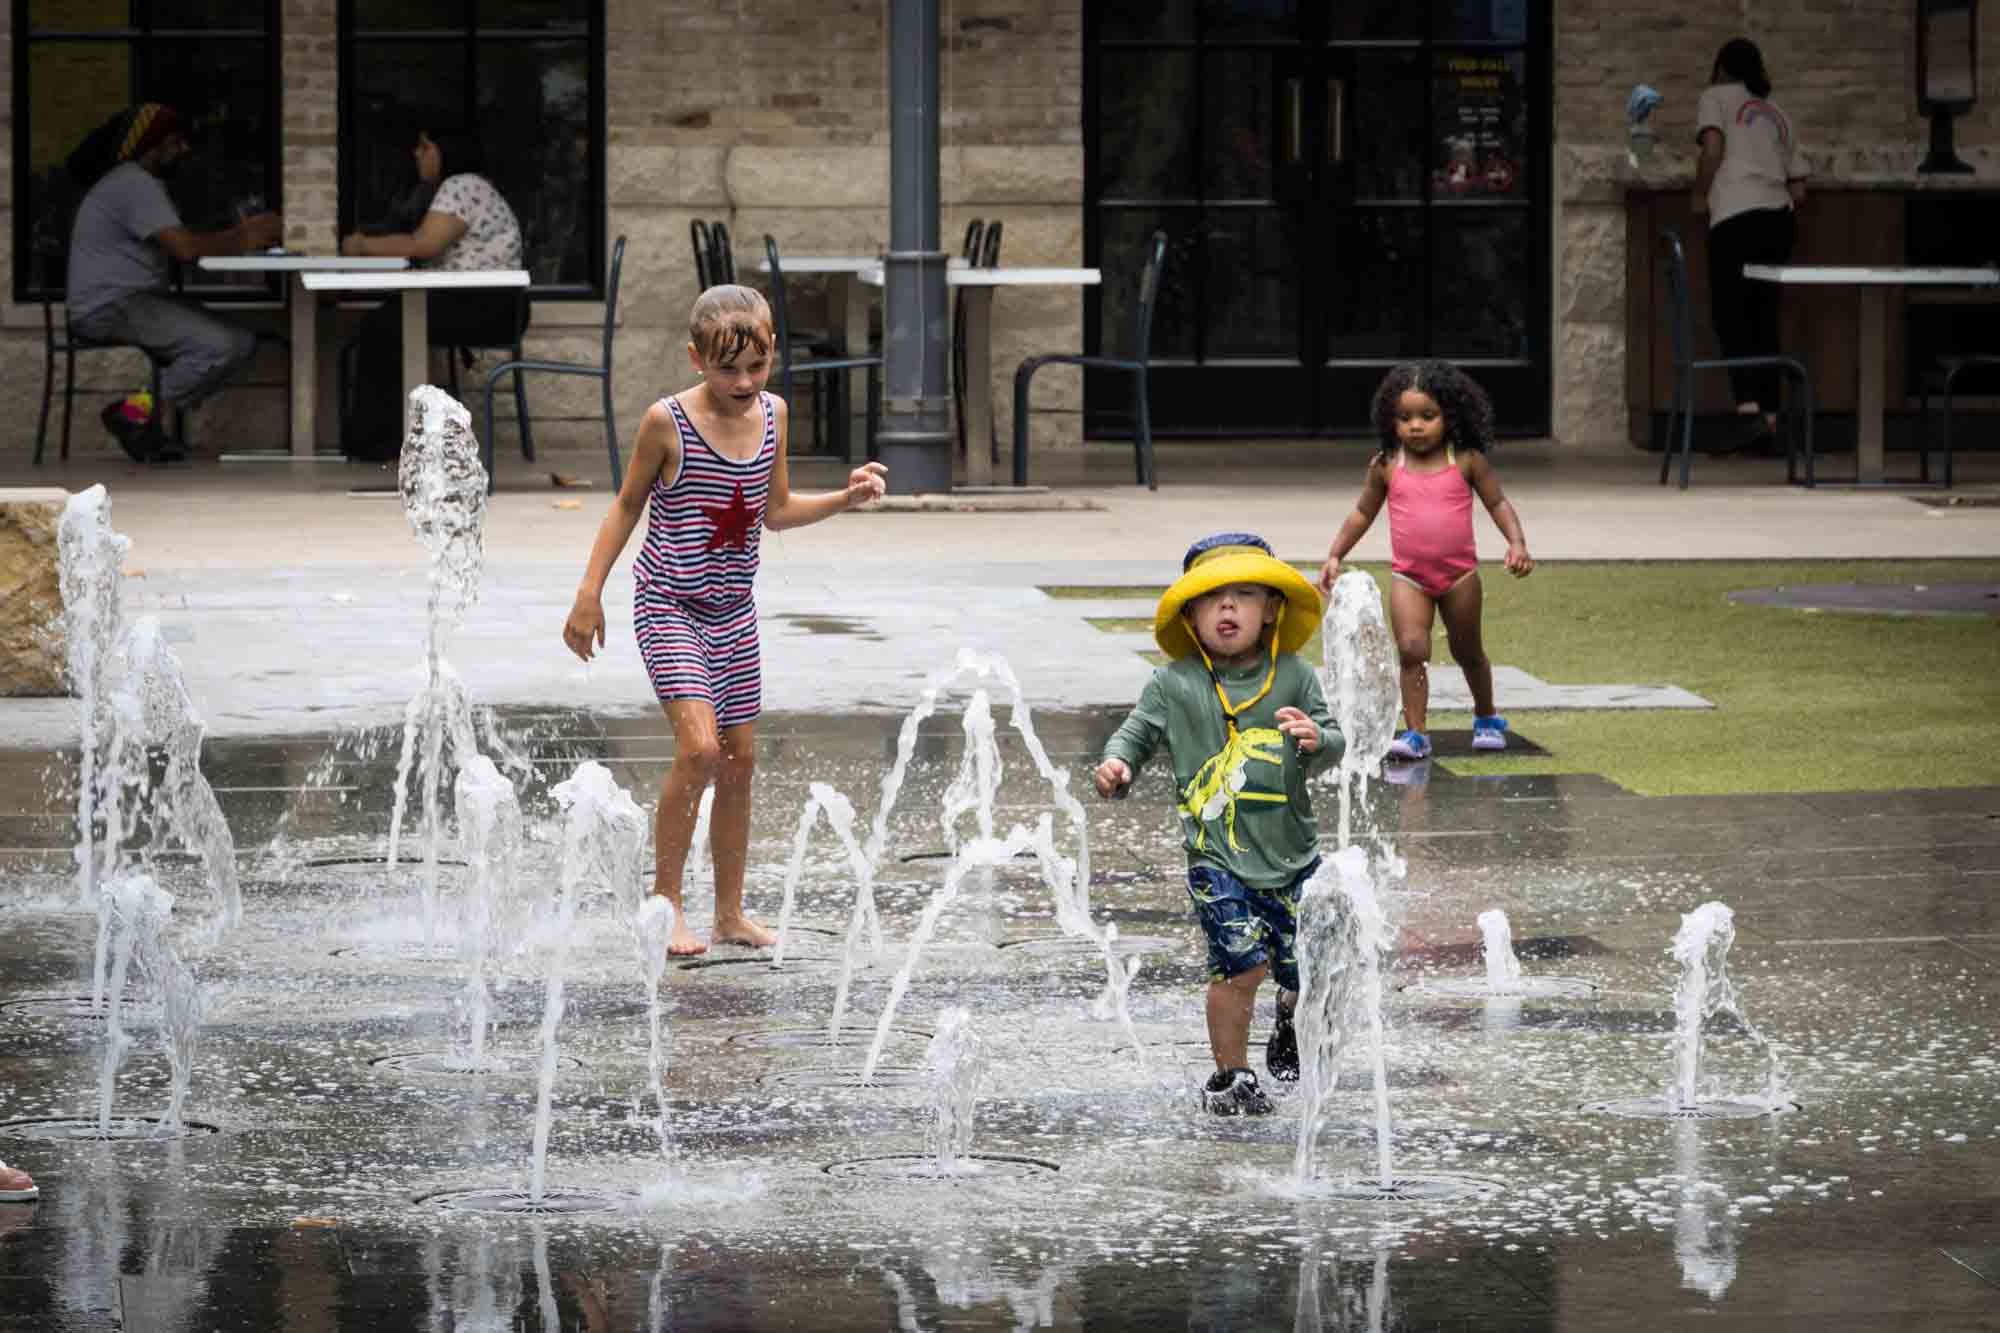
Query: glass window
1099 210 1197 359
1098 0 1194 41
1350 49 1426 201
1431 210 1530 357
14 0 279 302
1434 0 1528 42
1200 0 1297 42
343 0 603 296
1204 50 1276 200
1327 209 1423 358
1097 51 1197 199
1203 209 1297 358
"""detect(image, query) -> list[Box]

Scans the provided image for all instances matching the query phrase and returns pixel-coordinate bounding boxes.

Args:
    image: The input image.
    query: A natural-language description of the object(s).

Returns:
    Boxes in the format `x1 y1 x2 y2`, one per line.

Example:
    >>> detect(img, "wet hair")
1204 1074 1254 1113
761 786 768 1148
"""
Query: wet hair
1710 38 1772 99
421 128 488 180
1369 359 1496 460
688 284 774 363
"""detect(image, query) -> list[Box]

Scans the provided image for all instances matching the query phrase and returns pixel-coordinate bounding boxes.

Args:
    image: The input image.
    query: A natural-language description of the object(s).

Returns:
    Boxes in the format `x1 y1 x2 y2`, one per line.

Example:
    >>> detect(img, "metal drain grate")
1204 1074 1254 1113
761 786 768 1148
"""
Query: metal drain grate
1 995 157 1021
1293 1173 1502 1203
997 935 1176 958
1582 1096 1795 1120
0 1116 220 1142
822 1153 1058 1180
762 1067 927 1089
371 1051 582 1076
418 1187 620 1216
1406 975 1599 1000
727 1026 931 1049
330 942 461 962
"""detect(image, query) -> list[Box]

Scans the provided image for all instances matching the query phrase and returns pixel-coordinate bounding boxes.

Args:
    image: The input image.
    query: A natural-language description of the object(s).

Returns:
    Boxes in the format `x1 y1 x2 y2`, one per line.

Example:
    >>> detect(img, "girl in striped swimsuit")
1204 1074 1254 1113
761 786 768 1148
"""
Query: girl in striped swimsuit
563 285 887 956
1316 361 1534 762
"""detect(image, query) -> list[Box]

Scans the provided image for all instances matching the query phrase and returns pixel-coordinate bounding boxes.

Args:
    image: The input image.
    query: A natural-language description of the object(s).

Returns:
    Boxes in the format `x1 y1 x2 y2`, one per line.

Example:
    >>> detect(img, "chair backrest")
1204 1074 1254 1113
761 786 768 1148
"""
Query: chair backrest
691 220 712 289
600 234 628 367
979 219 1002 268
762 234 794 368
1128 229 1170 364
710 221 737 284
1660 229 1696 372
960 219 986 264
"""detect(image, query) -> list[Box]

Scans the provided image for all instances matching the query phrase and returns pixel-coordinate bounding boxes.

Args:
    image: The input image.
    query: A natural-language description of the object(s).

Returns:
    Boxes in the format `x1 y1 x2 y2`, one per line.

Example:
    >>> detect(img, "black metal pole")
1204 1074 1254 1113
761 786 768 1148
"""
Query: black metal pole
877 0 954 494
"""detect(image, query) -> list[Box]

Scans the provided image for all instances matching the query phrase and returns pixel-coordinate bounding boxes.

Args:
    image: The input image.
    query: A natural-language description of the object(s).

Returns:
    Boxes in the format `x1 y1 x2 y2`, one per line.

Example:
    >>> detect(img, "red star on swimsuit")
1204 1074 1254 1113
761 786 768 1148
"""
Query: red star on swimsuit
699 482 758 551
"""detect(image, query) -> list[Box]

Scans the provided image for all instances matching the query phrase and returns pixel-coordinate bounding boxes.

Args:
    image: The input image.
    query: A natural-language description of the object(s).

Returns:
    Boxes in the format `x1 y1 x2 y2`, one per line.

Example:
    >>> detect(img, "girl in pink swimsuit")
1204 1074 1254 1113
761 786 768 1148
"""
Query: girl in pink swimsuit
1316 361 1534 761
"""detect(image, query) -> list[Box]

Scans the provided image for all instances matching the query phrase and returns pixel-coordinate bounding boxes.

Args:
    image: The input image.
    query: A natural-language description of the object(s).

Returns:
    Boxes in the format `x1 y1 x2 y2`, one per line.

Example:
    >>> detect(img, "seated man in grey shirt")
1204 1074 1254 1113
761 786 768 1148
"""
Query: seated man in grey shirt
65 104 284 462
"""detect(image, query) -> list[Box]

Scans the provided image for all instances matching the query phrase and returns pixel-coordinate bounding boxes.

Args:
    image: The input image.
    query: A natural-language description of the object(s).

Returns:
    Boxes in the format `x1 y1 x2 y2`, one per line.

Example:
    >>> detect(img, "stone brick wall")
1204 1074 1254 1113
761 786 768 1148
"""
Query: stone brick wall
5 1 1987 461
0 0 1086 470
1551 0 2000 448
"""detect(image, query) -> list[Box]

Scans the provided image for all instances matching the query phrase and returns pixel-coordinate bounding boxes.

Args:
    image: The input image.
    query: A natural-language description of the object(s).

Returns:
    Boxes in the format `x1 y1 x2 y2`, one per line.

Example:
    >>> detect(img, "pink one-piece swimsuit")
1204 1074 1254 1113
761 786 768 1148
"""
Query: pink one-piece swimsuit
1385 445 1477 599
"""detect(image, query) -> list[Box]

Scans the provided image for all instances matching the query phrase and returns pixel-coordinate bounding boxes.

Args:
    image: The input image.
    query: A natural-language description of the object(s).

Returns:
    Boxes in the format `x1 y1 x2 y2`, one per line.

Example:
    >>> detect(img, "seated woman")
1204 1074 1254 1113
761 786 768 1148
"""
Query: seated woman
338 128 525 460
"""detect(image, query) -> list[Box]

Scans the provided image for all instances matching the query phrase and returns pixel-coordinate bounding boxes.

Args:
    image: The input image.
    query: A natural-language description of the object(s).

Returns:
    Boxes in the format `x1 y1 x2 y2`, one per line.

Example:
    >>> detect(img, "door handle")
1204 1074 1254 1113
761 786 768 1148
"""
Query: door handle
1279 76 1304 168
1327 77 1346 165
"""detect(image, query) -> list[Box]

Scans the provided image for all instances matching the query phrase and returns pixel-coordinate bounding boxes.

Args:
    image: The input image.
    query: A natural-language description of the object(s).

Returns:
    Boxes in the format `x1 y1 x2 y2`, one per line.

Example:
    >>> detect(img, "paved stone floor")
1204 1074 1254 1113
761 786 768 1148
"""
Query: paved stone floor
2 706 1997 1331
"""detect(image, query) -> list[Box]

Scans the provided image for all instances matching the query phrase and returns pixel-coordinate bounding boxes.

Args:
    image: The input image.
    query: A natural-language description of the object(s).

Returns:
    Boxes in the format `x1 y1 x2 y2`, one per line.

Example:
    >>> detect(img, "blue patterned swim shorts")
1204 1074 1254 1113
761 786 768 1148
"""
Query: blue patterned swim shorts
1185 858 1319 993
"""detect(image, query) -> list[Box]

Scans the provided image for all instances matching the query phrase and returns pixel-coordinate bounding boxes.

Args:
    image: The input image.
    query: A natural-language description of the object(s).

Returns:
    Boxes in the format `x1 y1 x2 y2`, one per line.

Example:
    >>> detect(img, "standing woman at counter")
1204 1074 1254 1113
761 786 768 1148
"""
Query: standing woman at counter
1694 37 1810 455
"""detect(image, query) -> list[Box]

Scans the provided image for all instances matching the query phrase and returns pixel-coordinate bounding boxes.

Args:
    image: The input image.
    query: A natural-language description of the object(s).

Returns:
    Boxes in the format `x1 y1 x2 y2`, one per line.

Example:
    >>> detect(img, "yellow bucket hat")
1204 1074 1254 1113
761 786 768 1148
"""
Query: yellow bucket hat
1154 532 1324 660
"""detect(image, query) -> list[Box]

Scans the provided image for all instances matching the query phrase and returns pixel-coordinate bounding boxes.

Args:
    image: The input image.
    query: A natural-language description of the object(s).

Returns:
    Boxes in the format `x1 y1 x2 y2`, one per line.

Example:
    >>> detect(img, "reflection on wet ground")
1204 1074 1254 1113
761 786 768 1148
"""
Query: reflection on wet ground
2 708 1998 1330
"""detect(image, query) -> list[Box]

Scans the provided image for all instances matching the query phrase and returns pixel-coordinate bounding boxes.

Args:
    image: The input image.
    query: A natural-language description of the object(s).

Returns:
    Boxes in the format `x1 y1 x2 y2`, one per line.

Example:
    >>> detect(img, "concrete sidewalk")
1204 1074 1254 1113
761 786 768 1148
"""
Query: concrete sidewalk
5 440 1997 746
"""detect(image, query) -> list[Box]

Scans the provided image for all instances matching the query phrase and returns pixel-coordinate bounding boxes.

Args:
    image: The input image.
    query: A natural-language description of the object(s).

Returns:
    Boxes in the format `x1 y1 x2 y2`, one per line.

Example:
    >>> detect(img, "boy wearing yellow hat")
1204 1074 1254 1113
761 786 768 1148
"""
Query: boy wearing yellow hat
1094 533 1342 1115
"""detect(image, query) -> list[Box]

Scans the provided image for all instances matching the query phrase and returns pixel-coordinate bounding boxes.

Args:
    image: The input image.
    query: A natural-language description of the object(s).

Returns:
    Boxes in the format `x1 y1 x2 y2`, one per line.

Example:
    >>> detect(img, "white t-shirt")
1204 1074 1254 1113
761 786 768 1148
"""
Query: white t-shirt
422 172 523 272
1696 82 1808 226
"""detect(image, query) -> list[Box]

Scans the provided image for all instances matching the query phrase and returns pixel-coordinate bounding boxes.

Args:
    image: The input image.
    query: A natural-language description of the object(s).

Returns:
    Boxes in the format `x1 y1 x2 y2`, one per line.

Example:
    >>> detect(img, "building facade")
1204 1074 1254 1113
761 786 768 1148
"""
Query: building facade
2 0 1995 464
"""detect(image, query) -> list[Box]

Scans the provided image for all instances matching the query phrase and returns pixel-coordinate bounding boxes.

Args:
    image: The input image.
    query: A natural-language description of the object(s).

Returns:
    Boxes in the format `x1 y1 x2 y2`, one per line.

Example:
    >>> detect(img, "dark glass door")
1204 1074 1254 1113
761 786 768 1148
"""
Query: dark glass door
1084 1 1549 437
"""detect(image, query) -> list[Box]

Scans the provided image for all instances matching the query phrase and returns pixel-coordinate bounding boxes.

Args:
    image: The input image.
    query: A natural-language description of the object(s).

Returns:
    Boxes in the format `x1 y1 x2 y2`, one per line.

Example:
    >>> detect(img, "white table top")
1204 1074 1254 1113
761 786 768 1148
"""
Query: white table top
856 266 1101 288
1745 264 2000 286
300 269 530 292
199 255 408 272
758 255 970 275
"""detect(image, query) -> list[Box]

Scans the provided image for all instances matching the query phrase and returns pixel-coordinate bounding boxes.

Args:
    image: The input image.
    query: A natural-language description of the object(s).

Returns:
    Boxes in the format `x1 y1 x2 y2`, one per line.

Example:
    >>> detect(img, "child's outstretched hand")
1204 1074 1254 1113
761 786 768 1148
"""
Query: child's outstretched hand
1275 706 1320 754
1316 557 1340 597
844 461 888 508
562 593 606 663
1093 757 1132 799
1504 544 1534 578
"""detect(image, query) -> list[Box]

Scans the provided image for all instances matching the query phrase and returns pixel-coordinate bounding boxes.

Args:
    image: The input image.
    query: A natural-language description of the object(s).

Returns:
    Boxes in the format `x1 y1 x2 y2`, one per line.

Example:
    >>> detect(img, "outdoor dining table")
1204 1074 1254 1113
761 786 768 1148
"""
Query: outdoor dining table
299 268 530 453
1745 264 2000 485
857 265 1102 486
196 254 408 457
755 253 965 459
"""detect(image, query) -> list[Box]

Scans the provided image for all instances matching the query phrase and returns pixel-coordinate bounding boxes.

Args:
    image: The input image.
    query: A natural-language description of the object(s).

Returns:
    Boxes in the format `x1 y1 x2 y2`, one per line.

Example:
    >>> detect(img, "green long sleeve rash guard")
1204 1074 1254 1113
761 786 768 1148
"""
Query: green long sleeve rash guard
1100 651 1344 892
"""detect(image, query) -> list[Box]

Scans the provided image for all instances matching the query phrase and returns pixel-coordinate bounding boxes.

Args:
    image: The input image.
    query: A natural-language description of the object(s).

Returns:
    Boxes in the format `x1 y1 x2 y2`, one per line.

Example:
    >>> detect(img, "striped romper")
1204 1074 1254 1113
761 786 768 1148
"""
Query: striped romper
632 391 775 727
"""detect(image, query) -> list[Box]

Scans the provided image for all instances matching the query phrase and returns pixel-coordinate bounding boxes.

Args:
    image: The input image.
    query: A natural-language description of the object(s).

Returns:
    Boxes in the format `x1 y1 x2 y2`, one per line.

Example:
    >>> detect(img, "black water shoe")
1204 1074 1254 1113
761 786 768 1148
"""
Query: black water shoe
1267 1009 1300 1082
1203 1067 1275 1116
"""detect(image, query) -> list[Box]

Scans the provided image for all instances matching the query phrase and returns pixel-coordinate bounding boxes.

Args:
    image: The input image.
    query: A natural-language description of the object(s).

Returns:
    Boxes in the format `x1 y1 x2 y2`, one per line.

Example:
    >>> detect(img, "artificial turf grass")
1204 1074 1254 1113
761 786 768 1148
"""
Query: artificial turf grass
1049 559 2000 797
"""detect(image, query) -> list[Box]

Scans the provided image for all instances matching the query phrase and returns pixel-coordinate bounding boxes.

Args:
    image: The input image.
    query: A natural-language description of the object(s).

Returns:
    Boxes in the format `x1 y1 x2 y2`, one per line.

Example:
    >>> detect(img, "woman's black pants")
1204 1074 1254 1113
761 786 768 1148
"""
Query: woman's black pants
1706 206 1796 410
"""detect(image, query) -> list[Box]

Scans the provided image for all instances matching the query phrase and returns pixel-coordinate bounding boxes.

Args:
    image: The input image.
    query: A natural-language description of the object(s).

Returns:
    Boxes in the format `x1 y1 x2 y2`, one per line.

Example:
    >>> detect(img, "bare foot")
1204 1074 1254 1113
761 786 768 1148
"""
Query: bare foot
713 915 779 949
667 918 708 956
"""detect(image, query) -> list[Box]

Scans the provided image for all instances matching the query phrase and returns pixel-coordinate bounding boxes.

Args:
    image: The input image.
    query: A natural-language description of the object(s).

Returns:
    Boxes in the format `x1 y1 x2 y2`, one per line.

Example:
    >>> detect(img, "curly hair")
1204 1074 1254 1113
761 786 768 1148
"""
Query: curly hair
1368 359 1496 460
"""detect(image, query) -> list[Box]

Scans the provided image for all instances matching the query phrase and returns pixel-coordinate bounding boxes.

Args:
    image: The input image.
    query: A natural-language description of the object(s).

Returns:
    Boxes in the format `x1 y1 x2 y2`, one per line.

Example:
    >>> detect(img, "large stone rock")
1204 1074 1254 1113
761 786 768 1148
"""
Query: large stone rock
1556 320 1629 450
0 488 71 697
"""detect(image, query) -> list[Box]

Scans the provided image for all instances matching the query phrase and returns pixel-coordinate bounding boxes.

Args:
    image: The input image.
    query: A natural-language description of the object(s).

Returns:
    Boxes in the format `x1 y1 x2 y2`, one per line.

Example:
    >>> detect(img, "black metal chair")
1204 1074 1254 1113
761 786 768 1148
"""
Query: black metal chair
764 234 879 459
36 299 170 463
951 219 986 462
1658 229 1816 490
1915 356 1990 490
690 219 715 288
482 235 627 493
1013 228 1167 490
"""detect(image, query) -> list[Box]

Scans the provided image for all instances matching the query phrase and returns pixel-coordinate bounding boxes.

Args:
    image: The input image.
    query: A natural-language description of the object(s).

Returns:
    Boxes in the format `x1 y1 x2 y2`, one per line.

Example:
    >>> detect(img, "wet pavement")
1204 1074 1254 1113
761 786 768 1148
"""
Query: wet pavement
2 706 1998 1331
